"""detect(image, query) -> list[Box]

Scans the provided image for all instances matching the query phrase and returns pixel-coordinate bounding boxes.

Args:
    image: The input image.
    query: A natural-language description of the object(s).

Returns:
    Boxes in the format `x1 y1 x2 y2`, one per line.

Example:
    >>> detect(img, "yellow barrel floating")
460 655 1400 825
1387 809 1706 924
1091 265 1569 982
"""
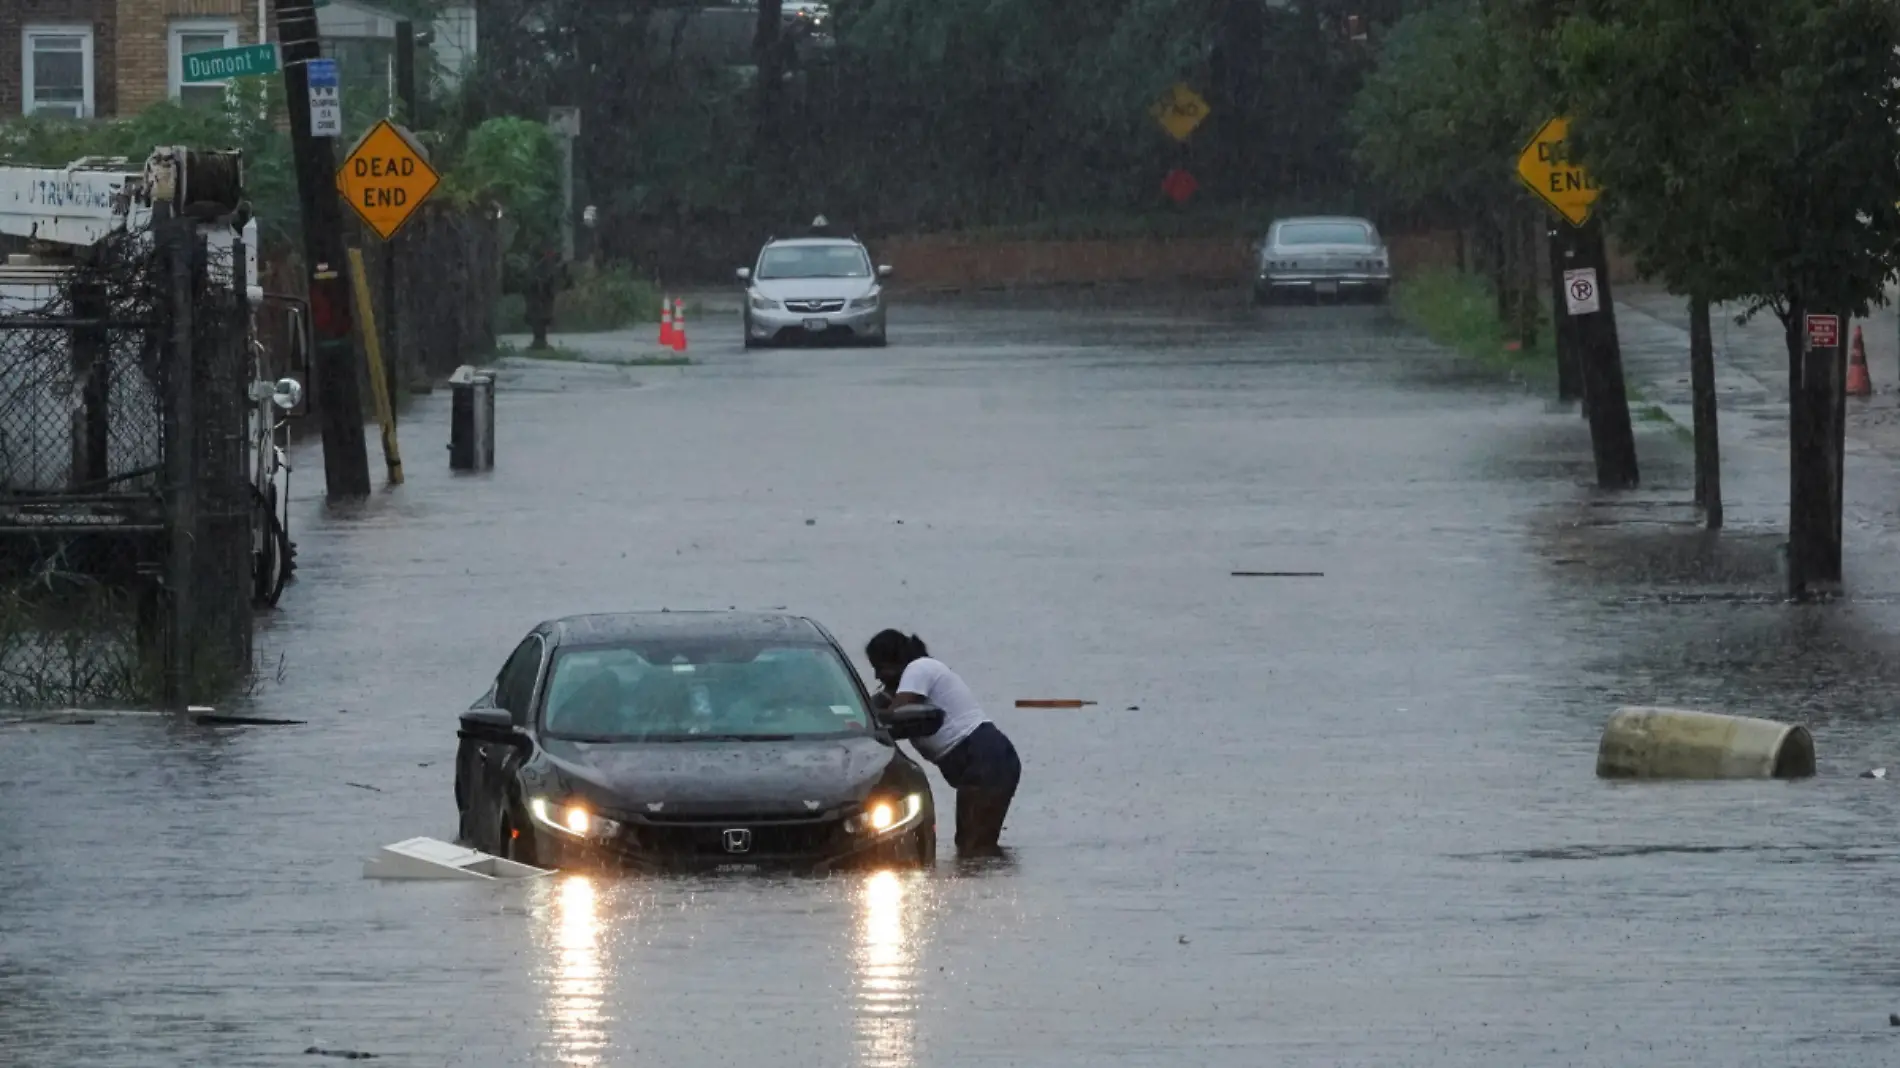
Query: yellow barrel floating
1596 706 1816 780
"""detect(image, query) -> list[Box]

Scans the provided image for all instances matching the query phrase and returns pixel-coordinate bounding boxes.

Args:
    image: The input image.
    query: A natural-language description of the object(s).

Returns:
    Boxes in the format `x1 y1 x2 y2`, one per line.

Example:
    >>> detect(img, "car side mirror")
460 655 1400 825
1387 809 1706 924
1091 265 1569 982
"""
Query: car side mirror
459 706 521 744
879 702 944 741
736 267 752 283
876 264 893 279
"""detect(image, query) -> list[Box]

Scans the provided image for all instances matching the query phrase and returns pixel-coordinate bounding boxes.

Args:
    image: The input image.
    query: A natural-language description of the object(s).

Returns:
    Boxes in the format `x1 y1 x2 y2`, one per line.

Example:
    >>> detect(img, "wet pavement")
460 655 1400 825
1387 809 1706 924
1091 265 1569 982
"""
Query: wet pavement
5 294 1900 1066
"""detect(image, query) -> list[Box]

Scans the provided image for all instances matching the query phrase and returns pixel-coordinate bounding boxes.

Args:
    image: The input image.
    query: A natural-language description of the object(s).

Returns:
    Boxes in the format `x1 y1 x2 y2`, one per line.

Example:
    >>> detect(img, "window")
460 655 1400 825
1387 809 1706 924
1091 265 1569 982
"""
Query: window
1277 221 1375 247
494 636 546 722
541 641 873 741
168 20 240 110
22 26 94 118
756 244 872 280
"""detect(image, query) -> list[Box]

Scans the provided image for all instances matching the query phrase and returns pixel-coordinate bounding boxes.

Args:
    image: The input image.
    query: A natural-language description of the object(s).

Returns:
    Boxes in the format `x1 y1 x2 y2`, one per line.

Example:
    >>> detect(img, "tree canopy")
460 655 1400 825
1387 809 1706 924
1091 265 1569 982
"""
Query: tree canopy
1555 0 1900 318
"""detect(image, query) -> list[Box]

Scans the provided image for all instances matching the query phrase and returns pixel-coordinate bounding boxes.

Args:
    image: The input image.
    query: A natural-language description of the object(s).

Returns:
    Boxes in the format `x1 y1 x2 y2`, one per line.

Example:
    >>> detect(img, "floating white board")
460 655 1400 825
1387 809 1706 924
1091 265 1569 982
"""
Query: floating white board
363 836 553 881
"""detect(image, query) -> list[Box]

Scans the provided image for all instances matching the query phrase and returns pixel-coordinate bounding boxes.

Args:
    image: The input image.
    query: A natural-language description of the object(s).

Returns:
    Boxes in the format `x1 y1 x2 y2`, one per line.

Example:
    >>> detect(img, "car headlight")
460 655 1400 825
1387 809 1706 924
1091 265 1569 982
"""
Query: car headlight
750 293 780 311
845 792 925 836
529 796 622 839
849 291 880 310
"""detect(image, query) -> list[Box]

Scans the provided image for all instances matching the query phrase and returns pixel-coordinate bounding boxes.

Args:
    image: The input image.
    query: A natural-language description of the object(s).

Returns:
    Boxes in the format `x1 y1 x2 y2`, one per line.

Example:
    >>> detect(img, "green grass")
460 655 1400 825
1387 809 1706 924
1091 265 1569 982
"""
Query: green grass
1393 268 1559 384
492 264 700 335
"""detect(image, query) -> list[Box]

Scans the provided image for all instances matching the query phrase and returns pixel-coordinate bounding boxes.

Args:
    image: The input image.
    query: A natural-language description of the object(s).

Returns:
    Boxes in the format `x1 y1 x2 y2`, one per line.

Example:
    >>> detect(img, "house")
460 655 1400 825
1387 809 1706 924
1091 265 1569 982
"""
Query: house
5 0 476 121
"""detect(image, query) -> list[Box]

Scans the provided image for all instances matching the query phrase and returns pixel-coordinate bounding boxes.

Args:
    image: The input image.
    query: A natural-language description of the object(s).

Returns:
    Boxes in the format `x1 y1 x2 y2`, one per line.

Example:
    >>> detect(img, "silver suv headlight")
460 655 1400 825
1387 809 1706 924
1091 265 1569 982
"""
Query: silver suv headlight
849 290 881 311
750 292 781 311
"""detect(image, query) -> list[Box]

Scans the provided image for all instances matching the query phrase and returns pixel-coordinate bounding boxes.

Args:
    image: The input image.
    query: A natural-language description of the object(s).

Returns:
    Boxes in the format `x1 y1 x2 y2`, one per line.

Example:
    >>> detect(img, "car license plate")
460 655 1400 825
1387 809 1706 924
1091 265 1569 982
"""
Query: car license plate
1315 280 1339 296
803 318 828 332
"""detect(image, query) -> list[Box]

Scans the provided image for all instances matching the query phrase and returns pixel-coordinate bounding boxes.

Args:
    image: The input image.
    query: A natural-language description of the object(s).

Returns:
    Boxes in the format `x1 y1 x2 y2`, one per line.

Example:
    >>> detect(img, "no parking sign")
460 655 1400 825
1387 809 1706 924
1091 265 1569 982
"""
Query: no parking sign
1563 267 1600 315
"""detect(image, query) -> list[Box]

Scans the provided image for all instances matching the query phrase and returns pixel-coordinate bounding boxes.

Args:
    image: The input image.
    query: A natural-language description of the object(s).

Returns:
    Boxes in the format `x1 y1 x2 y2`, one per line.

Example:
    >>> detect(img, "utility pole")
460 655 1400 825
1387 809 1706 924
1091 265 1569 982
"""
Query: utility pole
1555 218 1639 489
549 107 580 264
275 0 371 500
385 18 418 409
1786 305 1846 595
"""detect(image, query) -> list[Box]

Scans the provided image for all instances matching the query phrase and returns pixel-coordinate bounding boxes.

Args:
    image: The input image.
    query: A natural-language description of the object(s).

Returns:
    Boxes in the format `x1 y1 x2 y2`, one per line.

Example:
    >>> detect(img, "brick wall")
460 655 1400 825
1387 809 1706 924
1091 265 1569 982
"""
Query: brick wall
5 0 119 117
116 0 272 114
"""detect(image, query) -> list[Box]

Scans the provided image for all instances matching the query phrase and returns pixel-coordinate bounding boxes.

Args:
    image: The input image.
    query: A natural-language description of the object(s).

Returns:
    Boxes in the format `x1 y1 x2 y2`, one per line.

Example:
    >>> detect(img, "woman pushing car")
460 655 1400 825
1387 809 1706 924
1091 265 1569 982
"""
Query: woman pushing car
865 629 1022 857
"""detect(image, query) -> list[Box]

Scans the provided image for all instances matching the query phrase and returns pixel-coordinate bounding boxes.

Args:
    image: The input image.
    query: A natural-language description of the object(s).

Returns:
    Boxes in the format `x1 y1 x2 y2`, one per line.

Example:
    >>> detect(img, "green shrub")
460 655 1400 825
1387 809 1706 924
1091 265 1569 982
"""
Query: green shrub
492 263 661 334
1393 268 1554 380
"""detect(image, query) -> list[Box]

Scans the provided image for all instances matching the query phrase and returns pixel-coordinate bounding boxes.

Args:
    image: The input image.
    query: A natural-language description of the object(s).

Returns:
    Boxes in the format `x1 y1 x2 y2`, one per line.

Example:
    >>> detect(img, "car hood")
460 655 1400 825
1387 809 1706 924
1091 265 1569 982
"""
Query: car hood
752 277 877 301
541 734 898 815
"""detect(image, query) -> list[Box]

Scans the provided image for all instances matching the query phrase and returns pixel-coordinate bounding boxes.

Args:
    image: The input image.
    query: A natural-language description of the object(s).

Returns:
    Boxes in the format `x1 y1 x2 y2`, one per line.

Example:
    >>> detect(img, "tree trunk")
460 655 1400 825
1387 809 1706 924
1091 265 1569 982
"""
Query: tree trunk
1546 222 1583 402
1688 294 1722 528
1514 208 1540 353
1490 215 1512 326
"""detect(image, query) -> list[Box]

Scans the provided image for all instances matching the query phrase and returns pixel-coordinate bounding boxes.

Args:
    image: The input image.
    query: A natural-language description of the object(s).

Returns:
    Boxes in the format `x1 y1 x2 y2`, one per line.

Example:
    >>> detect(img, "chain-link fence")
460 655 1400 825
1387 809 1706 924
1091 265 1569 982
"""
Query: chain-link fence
0 222 253 708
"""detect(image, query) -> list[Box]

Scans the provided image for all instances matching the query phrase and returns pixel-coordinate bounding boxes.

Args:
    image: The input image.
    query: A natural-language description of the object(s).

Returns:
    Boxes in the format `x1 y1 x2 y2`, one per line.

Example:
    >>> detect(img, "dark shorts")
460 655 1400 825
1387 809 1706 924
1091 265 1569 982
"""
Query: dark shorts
932 722 1021 855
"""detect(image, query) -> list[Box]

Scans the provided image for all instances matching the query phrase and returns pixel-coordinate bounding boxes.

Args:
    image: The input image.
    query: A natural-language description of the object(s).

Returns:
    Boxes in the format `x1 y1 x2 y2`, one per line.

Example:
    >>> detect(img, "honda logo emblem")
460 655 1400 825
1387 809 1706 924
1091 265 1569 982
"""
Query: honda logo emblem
722 828 752 854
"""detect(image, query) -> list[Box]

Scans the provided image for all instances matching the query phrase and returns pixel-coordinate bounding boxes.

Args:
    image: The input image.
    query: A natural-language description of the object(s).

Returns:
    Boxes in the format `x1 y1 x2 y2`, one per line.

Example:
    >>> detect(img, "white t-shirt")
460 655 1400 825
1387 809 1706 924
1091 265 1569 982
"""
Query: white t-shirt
895 657 988 762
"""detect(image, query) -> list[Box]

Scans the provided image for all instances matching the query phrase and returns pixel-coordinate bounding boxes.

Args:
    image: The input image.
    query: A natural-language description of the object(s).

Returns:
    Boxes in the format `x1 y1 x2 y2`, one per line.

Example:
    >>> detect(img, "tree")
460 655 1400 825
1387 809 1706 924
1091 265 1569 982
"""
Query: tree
1557 0 1900 592
1349 2 1545 343
443 117 568 347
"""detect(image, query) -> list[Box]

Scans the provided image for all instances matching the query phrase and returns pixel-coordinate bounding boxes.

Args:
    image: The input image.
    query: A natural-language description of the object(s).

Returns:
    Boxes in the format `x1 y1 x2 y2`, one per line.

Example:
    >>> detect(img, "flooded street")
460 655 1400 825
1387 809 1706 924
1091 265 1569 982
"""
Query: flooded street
5 298 1898 1066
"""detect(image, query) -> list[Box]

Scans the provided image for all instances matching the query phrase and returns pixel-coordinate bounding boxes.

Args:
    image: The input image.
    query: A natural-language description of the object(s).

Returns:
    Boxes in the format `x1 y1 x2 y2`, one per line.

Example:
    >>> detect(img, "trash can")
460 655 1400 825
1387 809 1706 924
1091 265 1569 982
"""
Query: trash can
448 365 496 471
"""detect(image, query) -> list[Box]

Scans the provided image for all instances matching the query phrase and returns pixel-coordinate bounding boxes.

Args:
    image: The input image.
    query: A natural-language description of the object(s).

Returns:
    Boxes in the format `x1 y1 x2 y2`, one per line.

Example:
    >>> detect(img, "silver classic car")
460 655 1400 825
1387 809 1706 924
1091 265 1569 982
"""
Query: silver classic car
1252 215 1391 304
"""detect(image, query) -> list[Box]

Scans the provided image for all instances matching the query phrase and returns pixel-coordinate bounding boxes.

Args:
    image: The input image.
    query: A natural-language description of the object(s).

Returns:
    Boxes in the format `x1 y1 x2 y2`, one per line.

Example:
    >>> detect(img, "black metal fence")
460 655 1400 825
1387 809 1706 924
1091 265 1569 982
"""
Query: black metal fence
0 222 253 707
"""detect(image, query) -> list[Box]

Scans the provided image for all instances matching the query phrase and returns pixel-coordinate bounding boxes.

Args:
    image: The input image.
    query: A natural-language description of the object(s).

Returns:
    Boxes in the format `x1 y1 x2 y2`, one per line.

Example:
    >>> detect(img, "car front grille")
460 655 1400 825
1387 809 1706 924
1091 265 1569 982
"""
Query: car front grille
622 813 848 858
784 299 846 313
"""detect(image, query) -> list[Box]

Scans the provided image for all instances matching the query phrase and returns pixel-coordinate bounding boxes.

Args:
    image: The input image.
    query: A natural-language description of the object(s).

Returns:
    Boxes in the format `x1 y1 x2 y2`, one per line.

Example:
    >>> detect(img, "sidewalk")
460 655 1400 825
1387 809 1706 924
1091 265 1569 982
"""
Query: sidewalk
1614 283 1900 553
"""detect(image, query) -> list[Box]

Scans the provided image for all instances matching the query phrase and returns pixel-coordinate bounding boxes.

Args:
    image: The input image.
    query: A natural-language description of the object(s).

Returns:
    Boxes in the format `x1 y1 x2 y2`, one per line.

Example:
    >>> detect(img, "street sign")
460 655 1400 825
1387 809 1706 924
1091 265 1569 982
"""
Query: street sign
335 119 441 240
182 43 279 84
1563 267 1601 315
306 58 341 139
1806 314 1840 350
1150 83 1211 143
1516 117 1600 227
1161 168 1198 205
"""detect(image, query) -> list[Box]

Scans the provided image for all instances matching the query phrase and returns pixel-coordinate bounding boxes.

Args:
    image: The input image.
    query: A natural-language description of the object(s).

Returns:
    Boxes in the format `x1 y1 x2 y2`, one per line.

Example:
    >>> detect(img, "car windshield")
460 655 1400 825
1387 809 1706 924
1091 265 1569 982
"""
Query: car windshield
757 244 871 279
540 640 873 741
1277 222 1373 246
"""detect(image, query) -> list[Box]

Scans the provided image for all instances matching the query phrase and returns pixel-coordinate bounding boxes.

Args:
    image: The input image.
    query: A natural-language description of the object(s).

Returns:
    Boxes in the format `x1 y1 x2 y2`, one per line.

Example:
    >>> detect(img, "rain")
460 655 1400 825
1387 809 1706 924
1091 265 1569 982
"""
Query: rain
4 2 1900 1065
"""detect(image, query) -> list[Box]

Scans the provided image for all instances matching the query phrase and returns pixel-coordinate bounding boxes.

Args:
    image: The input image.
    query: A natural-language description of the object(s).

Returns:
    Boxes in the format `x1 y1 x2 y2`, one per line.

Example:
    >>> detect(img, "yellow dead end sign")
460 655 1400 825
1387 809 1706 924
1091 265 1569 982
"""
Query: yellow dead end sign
1150 83 1211 143
1516 116 1600 227
335 118 440 240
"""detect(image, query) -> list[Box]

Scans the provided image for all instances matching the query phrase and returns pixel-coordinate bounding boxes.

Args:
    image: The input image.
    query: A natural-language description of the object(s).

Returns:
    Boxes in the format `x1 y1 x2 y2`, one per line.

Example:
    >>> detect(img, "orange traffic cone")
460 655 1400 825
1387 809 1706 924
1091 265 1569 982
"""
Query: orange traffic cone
672 298 688 353
658 298 676 348
1848 324 1873 396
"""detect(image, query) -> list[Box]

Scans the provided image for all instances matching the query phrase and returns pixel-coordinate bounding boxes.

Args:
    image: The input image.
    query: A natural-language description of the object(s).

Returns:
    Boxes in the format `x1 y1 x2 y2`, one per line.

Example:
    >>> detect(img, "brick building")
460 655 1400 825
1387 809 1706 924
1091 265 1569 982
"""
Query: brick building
8 2 475 122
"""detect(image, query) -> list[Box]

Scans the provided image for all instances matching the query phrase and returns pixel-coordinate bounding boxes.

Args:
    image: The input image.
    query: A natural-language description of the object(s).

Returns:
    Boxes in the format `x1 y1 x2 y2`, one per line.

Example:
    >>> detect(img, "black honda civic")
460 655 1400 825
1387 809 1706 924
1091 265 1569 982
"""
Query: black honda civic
453 611 942 871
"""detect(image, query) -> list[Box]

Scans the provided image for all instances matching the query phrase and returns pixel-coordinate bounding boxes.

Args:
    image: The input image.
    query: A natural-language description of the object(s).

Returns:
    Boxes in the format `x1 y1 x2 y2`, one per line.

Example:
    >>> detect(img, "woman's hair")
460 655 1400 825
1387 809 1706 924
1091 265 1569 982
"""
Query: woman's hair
866 629 928 668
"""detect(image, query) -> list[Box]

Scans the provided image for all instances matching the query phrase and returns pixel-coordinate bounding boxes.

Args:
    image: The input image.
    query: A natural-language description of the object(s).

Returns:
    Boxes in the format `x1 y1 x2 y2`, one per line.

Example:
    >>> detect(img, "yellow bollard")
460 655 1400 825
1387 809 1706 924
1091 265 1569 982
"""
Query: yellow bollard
346 246 403 485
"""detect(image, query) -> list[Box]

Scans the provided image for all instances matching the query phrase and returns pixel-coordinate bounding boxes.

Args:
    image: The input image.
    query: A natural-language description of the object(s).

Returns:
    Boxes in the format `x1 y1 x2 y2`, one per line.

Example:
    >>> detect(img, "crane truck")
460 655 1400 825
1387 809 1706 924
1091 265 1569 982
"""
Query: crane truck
0 146 307 607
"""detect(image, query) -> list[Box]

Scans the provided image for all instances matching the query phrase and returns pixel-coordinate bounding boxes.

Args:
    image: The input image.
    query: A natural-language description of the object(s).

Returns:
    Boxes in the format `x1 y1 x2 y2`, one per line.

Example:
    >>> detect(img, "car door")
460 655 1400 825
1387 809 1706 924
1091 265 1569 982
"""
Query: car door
458 634 546 848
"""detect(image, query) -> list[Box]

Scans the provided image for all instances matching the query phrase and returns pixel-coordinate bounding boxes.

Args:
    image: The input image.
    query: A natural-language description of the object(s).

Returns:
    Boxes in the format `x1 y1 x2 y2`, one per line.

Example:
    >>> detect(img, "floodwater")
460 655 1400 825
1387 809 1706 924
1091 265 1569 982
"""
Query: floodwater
4 297 1898 1066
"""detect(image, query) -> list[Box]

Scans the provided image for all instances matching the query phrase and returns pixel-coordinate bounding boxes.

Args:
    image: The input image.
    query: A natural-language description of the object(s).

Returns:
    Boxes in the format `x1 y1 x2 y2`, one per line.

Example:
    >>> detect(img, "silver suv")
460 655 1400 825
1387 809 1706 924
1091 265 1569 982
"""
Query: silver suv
738 229 891 348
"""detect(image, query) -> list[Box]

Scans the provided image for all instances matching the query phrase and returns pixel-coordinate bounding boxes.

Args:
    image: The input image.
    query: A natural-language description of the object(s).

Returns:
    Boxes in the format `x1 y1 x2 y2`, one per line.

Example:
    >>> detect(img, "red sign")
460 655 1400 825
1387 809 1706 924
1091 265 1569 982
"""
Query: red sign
1161 168 1198 205
1806 314 1840 350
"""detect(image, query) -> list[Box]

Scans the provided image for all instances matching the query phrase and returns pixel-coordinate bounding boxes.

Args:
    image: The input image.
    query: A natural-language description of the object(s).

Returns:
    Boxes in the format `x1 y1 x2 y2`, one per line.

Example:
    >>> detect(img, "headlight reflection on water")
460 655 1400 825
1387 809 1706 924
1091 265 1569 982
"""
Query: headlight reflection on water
540 874 607 1067
855 869 925 1068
